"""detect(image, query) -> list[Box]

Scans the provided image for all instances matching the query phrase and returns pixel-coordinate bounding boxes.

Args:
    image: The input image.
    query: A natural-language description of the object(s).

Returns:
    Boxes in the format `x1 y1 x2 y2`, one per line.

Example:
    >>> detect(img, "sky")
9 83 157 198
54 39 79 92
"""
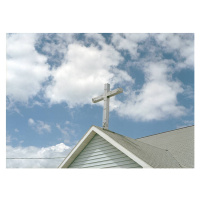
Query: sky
6 33 194 168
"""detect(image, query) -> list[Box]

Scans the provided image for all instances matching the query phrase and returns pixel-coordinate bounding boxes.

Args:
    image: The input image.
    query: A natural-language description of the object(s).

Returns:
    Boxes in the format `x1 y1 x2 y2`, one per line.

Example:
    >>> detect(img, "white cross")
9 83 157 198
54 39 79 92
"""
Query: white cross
92 83 123 130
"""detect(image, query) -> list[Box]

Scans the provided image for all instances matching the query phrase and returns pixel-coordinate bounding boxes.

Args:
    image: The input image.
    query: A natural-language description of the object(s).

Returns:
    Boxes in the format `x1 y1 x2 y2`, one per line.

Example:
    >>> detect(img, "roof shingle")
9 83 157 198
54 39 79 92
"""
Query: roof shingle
95 125 194 168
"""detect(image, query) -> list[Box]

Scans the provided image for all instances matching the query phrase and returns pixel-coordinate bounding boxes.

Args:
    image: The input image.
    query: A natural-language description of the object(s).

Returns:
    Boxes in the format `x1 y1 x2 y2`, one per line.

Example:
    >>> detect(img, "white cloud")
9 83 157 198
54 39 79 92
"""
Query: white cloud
38 33 75 59
84 33 106 45
6 134 18 145
56 122 76 144
177 120 194 128
6 143 71 168
28 118 51 134
182 85 194 99
56 123 68 135
44 34 190 120
14 128 19 132
6 97 22 115
111 33 149 58
45 42 134 107
153 33 194 69
28 118 35 125
117 61 186 121
32 101 44 107
6 33 50 103
6 33 192 122
6 135 11 144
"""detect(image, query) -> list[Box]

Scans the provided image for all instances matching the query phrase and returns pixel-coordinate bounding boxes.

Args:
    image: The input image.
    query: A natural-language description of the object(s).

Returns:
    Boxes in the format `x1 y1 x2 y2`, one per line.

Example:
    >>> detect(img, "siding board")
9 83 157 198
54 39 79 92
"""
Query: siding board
79 145 120 156
80 160 141 168
69 134 142 168
104 163 142 168
71 155 131 167
72 151 125 162
81 142 112 151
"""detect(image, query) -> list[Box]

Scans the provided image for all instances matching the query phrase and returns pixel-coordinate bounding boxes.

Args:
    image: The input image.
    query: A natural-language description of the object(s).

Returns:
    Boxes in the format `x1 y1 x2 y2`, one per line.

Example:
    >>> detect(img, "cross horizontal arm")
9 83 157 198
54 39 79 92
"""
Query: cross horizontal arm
92 95 104 103
92 88 123 103
107 88 123 97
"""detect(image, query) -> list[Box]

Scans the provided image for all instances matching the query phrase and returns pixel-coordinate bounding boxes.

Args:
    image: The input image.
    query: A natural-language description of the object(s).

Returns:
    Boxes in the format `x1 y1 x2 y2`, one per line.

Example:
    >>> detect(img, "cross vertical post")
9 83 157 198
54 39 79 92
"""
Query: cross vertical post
92 83 123 130
103 83 110 129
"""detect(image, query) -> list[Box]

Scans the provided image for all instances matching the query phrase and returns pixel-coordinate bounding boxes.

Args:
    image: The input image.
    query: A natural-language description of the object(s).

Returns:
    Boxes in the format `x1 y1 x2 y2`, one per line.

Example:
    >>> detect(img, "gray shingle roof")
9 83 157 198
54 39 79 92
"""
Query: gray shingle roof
137 126 194 168
95 125 194 168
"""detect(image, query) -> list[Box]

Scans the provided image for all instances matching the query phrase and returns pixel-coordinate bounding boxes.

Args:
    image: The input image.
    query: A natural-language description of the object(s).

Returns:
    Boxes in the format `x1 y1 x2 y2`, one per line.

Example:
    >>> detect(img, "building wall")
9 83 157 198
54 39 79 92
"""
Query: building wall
68 134 142 168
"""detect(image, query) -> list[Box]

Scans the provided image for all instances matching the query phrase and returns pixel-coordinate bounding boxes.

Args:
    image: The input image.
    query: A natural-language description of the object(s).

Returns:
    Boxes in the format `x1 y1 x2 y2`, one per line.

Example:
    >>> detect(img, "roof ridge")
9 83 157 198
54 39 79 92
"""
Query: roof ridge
123 136 183 167
124 136 168 152
136 125 194 140
94 126 128 138
165 149 183 168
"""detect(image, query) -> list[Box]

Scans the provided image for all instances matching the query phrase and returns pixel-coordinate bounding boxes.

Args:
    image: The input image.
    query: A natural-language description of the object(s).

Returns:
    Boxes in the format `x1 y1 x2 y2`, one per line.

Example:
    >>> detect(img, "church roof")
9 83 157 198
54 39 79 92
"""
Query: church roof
59 125 194 168
136 125 194 168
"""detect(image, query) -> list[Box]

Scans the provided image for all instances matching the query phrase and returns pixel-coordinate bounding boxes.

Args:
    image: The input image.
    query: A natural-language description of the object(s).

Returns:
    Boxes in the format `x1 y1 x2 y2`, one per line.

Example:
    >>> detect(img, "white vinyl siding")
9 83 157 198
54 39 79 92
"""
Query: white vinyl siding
68 134 142 168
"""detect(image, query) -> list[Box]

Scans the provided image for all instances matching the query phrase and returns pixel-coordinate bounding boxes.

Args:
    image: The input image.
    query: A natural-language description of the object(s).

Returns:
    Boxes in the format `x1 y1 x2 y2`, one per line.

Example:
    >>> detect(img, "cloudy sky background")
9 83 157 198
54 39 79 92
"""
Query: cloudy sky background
6 33 194 168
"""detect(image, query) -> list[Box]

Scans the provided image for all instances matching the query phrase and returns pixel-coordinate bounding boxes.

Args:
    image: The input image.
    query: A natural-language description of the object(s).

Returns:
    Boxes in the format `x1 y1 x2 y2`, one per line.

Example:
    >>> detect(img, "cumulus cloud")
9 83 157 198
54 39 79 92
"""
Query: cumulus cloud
111 33 149 58
6 33 193 122
43 33 191 120
28 118 51 134
45 41 134 107
84 33 106 46
117 61 186 121
6 33 50 103
6 143 71 168
153 33 194 69
36 33 76 67
182 85 194 99
56 122 76 144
